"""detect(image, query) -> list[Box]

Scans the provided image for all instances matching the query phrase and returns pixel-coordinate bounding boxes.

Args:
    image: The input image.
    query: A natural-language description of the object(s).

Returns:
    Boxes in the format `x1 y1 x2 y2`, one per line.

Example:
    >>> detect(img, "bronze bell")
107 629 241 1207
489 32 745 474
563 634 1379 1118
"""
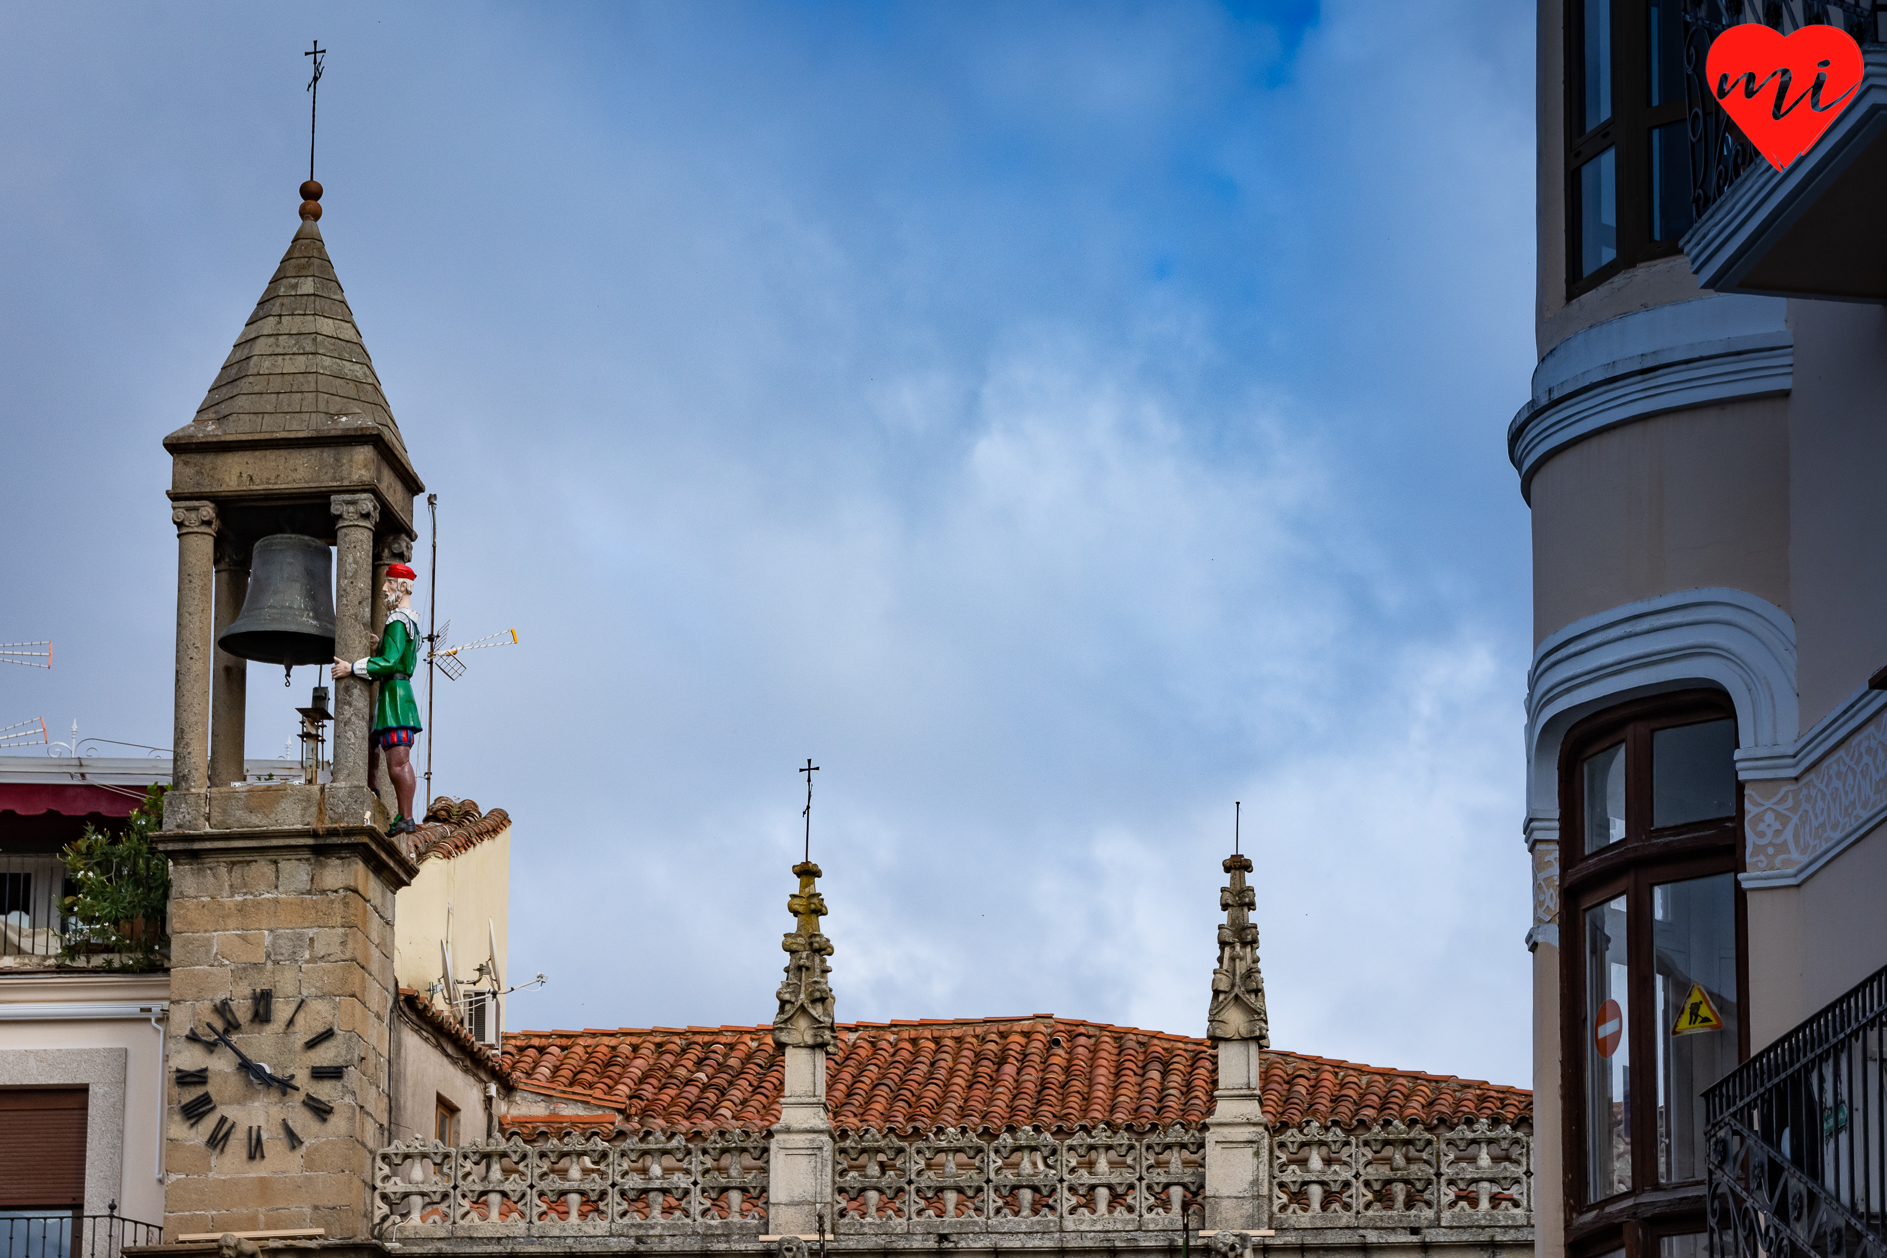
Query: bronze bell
218 533 337 668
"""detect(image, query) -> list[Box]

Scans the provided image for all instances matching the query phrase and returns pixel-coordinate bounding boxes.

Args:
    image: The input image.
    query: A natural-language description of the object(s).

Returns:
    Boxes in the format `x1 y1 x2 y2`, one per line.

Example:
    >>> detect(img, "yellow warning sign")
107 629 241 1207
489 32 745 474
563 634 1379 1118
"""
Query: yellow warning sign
1672 983 1725 1036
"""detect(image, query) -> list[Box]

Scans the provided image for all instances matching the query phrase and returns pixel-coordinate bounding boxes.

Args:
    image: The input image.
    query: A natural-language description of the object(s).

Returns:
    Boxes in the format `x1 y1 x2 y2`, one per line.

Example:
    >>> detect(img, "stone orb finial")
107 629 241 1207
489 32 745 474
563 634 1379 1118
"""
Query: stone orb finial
299 179 323 221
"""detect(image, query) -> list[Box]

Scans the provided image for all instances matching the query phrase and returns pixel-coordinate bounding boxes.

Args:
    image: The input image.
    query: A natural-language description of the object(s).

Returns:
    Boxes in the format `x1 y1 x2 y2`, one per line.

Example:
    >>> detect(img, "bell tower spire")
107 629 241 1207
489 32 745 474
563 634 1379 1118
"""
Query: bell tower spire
1201 825 1270 1232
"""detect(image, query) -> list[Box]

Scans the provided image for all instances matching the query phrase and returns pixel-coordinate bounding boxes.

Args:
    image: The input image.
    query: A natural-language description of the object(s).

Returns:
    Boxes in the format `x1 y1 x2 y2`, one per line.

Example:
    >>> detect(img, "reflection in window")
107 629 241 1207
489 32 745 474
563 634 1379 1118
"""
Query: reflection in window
1584 742 1626 855
1579 148 1618 277
1647 0 1685 108
1653 719 1737 828
1586 895 1632 1200
1584 0 1614 131
1651 123 1694 243
1655 874 1739 1182
1660 1236 1707 1258
0 1212 73 1258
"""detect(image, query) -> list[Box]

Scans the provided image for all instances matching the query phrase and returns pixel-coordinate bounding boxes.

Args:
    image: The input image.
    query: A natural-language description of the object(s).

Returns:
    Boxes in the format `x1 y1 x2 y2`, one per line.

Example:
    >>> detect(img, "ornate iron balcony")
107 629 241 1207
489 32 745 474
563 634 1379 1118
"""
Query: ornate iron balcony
1681 1 1882 221
1706 962 1887 1258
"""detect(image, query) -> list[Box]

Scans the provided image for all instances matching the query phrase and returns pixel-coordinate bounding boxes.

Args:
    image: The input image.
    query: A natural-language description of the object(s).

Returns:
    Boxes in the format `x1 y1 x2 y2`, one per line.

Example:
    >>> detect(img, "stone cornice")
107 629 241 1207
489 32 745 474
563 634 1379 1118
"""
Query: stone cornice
1507 295 1791 502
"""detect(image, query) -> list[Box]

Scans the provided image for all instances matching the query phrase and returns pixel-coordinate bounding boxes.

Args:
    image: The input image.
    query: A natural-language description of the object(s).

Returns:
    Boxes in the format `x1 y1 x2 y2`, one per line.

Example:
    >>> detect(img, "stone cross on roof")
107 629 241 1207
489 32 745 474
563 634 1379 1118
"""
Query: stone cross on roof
1207 852 1270 1045
773 860 836 1048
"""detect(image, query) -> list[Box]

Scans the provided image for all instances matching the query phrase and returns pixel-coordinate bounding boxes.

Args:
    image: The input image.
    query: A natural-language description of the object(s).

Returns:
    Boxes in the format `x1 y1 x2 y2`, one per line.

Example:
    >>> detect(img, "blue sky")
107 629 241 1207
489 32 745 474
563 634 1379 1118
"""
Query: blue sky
0 2 1538 1084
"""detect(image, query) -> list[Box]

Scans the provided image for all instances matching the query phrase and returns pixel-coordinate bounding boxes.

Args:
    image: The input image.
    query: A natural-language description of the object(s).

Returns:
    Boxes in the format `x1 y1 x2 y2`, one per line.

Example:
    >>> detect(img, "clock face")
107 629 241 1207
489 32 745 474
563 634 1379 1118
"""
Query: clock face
175 985 350 1160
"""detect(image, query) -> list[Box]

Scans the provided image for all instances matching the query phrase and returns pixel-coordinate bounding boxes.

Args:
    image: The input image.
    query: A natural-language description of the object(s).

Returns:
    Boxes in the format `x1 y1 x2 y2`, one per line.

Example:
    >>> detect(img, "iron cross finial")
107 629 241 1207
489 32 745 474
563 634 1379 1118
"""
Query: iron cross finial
800 759 820 863
304 42 326 183
1235 800 1241 855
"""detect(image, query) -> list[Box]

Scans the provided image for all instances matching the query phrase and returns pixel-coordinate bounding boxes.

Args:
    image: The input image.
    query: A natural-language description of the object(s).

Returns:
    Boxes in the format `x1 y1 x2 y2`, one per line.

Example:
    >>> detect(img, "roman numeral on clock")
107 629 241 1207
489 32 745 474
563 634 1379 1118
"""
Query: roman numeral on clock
310 1065 345 1080
303 1027 335 1049
180 1092 216 1125
251 988 273 1023
282 1120 304 1151
214 998 242 1032
206 1116 236 1153
302 1095 334 1121
247 1125 265 1160
283 997 306 1030
176 1068 208 1087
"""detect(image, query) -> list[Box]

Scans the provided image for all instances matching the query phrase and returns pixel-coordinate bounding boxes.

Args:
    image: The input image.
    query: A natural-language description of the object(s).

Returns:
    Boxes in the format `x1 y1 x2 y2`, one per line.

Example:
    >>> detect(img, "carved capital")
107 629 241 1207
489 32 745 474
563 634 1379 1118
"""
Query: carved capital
330 493 381 531
377 534 413 565
171 500 218 537
1207 851 1270 1045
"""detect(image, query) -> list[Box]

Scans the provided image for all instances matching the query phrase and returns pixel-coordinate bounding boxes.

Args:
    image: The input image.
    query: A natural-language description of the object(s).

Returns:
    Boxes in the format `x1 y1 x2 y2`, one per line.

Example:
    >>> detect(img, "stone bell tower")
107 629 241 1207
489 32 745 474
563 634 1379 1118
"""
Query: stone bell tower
156 181 424 1238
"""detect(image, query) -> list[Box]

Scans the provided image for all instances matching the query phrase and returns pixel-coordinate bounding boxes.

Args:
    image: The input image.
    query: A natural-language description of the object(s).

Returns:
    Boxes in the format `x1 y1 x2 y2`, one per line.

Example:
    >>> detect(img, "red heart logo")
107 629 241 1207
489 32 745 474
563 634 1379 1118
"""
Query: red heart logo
1707 24 1863 171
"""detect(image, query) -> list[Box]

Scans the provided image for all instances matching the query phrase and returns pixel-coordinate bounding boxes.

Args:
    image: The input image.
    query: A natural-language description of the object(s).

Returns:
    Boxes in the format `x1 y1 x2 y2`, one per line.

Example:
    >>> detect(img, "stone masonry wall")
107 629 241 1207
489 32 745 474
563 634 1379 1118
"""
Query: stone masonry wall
163 844 397 1239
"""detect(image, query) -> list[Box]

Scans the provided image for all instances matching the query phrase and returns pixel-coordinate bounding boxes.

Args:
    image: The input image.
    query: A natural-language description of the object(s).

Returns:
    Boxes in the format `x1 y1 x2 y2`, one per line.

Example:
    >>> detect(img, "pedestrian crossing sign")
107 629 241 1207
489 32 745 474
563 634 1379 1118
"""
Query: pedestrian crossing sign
1672 983 1725 1036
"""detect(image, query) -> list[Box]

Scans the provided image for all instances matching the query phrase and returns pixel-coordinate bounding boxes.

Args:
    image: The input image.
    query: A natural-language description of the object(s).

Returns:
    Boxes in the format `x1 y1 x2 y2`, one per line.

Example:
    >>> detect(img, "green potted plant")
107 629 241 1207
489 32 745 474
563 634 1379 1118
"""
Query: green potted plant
60 784 170 970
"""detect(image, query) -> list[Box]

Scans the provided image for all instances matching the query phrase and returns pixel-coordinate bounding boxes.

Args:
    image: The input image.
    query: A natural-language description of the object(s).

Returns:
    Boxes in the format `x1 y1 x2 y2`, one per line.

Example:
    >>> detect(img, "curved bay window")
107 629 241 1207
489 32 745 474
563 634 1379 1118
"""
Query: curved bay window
1566 0 1696 298
1560 691 1748 1258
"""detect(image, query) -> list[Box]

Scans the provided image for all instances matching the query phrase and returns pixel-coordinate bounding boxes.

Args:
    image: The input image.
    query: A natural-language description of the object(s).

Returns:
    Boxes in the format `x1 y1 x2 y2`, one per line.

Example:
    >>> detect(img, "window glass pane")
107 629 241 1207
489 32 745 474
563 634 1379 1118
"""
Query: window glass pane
1652 123 1695 242
1578 148 1618 278
1655 873 1739 1183
1586 895 1632 1200
1653 718 1737 828
1661 1235 1708 1258
1584 0 1614 131
0 1212 74 1258
1647 0 1686 108
1583 742 1626 855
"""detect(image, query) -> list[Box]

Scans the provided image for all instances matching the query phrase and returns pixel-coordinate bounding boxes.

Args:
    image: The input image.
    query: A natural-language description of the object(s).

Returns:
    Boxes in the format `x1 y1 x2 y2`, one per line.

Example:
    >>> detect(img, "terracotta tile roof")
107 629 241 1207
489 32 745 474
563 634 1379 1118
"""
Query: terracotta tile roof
402 988 513 1085
502 1016 1528 1135
411 797 510 863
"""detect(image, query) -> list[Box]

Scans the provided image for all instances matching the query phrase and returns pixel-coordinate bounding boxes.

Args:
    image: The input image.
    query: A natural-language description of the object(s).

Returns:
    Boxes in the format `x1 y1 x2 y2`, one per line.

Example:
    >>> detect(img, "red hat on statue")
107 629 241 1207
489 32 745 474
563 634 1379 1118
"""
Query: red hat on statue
385 563 416 580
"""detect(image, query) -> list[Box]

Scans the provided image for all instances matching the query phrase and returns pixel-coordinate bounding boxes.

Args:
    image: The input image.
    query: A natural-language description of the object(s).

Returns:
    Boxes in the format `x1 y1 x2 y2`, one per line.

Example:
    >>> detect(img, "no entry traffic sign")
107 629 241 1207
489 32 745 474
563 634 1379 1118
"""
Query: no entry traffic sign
1595 998 1624 1058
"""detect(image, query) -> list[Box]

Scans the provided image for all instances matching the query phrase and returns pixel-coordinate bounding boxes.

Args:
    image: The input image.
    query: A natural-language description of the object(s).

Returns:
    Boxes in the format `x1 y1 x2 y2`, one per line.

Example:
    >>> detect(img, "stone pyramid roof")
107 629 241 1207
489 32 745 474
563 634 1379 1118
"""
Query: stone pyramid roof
169 216 416 483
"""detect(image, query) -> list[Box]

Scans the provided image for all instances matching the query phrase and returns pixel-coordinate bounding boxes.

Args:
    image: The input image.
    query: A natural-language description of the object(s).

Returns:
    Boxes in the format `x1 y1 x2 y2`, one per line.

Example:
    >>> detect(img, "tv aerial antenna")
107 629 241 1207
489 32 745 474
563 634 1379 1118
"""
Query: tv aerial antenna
0 718 48 750
1 641 51 670
418 494 521 802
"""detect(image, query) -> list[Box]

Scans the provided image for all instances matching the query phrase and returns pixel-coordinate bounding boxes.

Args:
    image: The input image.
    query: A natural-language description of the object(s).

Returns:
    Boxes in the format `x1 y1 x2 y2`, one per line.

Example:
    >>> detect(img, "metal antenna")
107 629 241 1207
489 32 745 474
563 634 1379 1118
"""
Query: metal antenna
424 492 438 804
799 759 820 862
1234 801 1241 855
304 41 326 183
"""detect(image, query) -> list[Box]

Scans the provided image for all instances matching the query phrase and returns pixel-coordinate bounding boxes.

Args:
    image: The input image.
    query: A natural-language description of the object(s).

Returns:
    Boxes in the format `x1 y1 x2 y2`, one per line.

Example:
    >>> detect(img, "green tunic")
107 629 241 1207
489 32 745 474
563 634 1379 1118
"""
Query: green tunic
361 610 423 732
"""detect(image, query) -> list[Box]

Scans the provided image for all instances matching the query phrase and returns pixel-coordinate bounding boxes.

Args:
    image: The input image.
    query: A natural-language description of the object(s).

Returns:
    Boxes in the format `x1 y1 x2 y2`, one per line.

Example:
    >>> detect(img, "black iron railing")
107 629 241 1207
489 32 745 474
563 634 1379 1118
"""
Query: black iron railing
1681 0 1881 222
0 852 72 960
1707 962 1887 1258
0 1213 162 1258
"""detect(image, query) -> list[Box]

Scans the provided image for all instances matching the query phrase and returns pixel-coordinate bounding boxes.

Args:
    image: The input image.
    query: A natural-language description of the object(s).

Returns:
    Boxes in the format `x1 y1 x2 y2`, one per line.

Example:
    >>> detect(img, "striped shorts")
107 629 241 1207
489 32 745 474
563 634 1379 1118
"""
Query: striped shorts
375 727 418 749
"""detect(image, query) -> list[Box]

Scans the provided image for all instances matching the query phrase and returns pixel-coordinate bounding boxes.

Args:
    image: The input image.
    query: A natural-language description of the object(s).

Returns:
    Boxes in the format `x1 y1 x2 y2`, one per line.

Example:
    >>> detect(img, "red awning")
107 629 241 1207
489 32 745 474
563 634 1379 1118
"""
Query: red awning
0 782 147 818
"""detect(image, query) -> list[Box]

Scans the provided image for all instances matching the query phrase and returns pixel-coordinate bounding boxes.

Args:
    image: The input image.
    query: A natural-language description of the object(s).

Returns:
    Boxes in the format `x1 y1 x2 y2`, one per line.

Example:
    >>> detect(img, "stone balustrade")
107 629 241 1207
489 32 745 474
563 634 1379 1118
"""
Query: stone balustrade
373 1119 1529 1240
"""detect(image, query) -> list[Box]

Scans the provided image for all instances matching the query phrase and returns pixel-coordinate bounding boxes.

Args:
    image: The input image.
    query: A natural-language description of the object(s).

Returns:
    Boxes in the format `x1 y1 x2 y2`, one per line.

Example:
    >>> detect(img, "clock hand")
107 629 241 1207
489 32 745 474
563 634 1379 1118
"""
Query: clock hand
265 1070 302 1095
210 1025 272 1086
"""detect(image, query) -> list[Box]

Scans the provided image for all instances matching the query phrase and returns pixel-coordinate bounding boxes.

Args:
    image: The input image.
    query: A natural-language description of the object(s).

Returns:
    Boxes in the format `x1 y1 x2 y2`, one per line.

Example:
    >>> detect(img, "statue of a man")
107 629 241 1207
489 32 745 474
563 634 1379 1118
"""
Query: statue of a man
333 562 423 835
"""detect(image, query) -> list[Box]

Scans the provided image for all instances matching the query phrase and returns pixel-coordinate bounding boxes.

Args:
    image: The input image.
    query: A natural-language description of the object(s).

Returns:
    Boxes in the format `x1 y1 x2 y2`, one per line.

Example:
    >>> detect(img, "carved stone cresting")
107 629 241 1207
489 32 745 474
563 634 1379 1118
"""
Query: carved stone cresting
1207 853 1268 1046
1746 703 1887 885
172 500 219 536
774 861 835 1048
332 492 382 531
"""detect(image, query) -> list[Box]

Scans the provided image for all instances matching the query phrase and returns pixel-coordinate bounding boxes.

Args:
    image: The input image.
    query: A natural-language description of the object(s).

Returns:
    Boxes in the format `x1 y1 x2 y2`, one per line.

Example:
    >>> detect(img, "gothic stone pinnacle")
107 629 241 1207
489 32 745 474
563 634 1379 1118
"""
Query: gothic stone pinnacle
774 860 836 1049
1207 852 1270 1045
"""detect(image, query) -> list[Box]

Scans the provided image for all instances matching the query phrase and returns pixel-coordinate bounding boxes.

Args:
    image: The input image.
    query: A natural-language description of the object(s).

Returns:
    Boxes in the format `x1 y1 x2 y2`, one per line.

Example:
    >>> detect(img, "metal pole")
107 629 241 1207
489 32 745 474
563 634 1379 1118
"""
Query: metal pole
424 493 438 804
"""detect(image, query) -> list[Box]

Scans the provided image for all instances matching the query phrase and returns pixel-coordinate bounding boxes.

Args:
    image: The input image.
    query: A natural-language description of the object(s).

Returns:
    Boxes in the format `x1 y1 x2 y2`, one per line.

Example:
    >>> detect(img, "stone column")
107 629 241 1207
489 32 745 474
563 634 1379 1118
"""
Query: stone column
769 861 836 1237
167 500 218 832
330 494 380 796
209 535 250 789
1204 852 1270 1231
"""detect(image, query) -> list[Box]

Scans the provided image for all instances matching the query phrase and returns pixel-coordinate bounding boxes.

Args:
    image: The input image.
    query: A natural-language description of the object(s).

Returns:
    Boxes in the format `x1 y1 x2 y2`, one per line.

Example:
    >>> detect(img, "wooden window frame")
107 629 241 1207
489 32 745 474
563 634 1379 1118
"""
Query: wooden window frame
1567 0 1690 299
1558 690 1749 1258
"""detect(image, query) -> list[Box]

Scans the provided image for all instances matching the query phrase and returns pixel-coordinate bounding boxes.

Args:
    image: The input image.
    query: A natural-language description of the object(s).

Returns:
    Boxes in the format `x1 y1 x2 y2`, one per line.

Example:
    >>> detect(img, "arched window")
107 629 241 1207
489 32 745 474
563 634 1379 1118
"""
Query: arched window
1559 690 1748 1258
